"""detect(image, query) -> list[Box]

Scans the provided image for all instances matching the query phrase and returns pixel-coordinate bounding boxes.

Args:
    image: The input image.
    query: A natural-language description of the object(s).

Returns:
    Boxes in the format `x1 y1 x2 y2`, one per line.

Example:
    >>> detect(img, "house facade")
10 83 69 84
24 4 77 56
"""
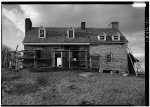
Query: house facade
23 18 129 73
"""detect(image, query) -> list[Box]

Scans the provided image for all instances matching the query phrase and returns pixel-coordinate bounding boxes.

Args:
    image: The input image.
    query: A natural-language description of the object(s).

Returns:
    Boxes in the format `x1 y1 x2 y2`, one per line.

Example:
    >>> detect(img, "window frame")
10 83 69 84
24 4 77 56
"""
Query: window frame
39 27 46 38
67 28 75 38
97 32 107 41
112 32 120 41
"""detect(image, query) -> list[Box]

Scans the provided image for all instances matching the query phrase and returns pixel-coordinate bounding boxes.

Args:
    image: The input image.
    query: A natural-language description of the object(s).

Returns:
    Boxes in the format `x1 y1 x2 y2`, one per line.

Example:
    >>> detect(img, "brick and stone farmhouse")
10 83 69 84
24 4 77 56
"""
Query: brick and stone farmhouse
23 18 130 74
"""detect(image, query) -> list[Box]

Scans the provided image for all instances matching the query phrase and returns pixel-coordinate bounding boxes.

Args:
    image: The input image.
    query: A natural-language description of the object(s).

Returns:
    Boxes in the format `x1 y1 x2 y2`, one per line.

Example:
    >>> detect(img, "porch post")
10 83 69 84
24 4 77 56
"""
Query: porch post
86 48 88 69
69 48 70 68
34 51 36 68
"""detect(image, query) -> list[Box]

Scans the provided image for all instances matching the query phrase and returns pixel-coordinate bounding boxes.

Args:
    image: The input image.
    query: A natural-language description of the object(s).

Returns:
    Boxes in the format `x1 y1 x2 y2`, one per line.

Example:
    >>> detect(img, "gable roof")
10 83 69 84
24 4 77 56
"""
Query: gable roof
23 27 128 45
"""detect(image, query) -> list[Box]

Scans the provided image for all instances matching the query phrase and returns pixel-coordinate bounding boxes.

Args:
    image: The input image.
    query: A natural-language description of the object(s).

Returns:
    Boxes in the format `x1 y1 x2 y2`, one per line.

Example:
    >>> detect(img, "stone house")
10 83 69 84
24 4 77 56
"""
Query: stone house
23 18 129 73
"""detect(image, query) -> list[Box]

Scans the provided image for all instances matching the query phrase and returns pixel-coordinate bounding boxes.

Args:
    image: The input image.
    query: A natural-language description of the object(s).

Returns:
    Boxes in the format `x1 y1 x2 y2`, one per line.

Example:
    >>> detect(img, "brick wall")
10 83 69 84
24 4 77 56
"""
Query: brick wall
90 44 128 73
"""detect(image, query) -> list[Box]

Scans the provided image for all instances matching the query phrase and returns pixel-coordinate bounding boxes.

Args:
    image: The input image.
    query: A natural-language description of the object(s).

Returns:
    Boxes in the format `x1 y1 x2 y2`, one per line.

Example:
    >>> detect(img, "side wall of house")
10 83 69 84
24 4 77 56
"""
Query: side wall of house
90 44 128 73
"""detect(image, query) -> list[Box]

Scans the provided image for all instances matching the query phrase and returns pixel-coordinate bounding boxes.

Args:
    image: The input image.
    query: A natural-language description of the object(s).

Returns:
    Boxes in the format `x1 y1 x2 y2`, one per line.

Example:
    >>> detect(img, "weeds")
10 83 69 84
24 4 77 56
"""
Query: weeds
37 75 48 86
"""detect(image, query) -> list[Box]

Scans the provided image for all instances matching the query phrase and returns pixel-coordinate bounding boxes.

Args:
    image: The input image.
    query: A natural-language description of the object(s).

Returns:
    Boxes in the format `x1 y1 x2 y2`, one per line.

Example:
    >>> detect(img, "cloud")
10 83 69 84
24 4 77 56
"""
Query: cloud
19 5 42 26
2 7 25 37
133 53 145 58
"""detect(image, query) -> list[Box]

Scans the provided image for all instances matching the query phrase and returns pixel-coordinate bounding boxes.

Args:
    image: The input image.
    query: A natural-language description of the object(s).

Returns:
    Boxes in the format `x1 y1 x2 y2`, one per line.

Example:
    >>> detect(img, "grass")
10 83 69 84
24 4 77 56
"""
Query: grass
1 68 145 105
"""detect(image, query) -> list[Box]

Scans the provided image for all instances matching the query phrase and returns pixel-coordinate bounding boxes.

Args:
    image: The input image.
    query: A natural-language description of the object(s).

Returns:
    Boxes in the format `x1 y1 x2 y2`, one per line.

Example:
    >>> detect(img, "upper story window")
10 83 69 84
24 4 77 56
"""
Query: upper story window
67 28 74 38
97 32 107 41
39 27 46 38
112 32 120 41
106 53 112 63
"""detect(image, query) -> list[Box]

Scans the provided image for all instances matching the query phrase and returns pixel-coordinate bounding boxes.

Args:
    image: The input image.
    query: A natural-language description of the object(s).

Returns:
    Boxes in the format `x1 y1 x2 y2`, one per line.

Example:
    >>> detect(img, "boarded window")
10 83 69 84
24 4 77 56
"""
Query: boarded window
106 54 112 62
91 56 100 69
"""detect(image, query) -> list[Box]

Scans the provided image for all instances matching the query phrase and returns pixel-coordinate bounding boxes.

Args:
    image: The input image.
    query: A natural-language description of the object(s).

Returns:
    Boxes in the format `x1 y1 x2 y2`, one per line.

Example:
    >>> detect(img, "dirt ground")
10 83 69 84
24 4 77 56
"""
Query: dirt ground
1 68 145 105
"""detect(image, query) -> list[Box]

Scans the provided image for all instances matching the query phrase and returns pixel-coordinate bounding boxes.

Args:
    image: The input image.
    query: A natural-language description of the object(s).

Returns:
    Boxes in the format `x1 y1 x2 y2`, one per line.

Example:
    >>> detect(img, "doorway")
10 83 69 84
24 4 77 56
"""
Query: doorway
55 52 62 67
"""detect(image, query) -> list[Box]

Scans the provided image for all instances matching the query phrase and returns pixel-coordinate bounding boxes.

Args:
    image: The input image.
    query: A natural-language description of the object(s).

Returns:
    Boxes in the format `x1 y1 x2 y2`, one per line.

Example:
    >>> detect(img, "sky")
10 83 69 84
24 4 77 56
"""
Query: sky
2 4 145 70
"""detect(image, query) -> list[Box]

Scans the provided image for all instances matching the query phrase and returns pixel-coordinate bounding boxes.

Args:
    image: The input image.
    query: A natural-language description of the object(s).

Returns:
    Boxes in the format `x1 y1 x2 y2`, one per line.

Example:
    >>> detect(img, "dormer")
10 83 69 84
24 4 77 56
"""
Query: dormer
97 32 107 41
67 28 75 38
112 32 120 41
38 26 46 38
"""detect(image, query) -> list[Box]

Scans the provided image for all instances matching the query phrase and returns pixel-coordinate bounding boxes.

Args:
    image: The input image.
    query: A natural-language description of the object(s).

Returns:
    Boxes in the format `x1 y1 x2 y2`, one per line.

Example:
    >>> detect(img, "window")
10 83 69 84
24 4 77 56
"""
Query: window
40 30 44 37
69 30 73 38
35 50 41 58
97 32 106 41
112 32 120 41
39 27 46 38
106 54 112 63
67 29 74 38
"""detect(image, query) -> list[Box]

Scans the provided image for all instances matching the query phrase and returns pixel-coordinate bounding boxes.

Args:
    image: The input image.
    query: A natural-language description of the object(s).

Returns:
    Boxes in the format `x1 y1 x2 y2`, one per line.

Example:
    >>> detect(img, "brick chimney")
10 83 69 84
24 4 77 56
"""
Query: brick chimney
25 18 32 34
81 22 86 29
111 22 119 29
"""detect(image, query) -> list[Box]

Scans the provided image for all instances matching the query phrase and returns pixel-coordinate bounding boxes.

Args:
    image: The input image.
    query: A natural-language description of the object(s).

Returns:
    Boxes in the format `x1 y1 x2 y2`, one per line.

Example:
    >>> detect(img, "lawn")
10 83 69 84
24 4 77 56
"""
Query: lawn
1 68 145 105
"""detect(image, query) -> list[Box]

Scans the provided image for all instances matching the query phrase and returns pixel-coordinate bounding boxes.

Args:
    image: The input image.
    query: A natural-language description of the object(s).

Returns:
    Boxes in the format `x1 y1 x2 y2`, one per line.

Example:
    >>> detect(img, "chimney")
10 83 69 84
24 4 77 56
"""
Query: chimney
111 22 119 29
25 18 32 34
81 22 86 29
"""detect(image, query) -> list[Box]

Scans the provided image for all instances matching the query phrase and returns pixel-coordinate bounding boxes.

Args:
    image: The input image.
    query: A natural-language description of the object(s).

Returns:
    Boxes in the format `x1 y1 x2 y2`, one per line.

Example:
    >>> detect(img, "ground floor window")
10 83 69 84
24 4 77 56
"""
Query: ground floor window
106 53 112 63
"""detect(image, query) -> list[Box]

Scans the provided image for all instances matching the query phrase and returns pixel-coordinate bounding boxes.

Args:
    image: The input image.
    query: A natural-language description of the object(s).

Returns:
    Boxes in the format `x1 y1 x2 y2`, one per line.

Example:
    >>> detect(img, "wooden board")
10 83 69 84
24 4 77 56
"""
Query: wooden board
91 56 100 69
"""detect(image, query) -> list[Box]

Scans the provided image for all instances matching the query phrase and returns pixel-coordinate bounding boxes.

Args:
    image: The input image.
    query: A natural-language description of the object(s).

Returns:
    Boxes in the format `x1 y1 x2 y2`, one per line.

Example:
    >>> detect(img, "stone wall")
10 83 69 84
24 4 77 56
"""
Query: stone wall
90 44 128 73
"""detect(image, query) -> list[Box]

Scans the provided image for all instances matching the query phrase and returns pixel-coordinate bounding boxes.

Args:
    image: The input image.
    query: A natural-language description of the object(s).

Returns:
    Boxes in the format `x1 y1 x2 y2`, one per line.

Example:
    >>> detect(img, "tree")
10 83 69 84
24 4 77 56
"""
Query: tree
2 44 12 68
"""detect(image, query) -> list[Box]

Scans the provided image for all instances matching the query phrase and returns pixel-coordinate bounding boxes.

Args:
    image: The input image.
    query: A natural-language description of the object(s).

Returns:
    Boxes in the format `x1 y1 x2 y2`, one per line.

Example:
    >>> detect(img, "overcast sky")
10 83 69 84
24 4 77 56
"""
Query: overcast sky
2 4 145 69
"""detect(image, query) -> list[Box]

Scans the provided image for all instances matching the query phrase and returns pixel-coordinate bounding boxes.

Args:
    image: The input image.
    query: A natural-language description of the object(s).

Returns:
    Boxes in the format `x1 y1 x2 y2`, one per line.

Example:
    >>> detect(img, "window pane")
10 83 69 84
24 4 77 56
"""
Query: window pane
40 34 44 37
114 36 118 40
100 36 104 40
40 30 44 34
69 30 73 38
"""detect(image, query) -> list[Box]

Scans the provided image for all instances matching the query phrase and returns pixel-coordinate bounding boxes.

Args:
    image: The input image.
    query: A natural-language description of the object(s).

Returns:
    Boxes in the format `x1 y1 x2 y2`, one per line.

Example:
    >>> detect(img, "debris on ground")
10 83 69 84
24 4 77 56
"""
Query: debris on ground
79 72 95 78
122 73 129 77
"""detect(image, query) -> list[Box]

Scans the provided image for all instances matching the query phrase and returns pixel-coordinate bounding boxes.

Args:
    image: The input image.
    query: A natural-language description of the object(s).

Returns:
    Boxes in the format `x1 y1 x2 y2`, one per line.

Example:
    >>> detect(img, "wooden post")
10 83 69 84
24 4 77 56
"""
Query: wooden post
69 49 70 69
86 48 88 69
6 48 8 69
61 52 63 67
128 53 137 76
34 51 35 68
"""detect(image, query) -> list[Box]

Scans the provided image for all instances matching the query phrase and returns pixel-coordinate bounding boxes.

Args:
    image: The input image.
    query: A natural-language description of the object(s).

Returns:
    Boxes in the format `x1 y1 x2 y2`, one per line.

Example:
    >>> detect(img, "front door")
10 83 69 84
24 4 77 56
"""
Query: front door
55 52 62 67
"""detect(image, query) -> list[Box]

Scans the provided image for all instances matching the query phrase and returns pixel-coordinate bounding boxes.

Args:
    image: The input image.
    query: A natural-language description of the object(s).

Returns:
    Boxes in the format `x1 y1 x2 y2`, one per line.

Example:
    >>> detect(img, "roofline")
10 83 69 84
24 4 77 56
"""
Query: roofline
23 43 90 45
90 42 128 44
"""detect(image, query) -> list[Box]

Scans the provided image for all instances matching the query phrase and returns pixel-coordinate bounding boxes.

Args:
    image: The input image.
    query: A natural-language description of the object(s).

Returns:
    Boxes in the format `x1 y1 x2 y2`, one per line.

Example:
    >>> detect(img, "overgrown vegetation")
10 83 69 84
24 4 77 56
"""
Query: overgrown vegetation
37 74 48 86
2 69 145 105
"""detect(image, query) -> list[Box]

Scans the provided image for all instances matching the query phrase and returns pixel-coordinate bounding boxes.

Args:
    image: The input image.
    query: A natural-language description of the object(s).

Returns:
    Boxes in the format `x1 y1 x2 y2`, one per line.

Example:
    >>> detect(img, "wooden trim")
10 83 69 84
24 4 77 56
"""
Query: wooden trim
23 43 90 45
